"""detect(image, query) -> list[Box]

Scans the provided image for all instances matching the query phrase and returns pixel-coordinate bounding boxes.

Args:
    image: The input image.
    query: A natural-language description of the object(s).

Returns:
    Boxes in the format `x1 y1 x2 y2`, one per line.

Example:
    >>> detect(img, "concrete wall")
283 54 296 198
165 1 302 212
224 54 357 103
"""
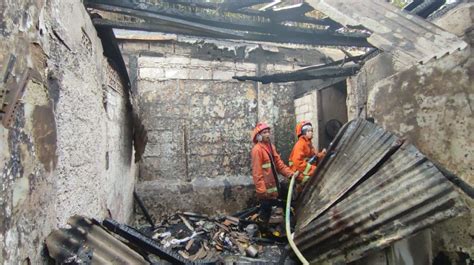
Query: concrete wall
0 1 136 263
367 42 474 265
119 38 327 218
348 3 474 264
367 47 473 186
346 53 396 120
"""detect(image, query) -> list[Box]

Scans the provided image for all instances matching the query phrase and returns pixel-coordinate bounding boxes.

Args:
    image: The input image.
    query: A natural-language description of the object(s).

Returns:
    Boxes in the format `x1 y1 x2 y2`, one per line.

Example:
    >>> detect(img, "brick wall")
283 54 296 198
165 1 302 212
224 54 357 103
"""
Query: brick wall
294 92 319 147
119 38 327 218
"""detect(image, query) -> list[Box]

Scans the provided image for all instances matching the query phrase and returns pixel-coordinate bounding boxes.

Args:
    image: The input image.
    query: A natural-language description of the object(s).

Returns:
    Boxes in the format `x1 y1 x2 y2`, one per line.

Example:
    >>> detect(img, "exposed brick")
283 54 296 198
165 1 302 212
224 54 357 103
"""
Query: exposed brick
165 68 189 79
262 63 295 74
298 104 310 113
212 61 235 71
302 95 313 106
235 62 257 72
189 68 212 80
234 71 255 77
139 68 165 79
294 97 305 107
304 113 313 121
212 70 236 81
190 58 212 68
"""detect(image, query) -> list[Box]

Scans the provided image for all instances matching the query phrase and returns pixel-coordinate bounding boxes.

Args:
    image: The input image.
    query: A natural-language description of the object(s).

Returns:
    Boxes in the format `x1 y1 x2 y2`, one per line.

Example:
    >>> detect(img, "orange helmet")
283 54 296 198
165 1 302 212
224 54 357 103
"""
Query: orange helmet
252 122 270 143
296 120 312 137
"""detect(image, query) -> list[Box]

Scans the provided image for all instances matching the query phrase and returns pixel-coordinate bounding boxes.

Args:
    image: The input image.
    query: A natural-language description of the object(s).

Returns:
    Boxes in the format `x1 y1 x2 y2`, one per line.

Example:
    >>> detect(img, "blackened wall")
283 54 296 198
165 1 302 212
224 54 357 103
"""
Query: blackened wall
119 36 327 218
0 1 136 263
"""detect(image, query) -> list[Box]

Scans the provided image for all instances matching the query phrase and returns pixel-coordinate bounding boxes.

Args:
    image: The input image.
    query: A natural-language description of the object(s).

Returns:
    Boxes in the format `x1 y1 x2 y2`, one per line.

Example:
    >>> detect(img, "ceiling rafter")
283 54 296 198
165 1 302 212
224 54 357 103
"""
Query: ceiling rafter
84 0 372 47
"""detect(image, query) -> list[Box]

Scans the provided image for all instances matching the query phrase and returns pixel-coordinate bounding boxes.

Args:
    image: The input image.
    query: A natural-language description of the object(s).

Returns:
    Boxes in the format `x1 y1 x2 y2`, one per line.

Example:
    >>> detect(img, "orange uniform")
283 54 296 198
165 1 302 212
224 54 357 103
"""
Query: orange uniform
251 122 293 200
289 121 325 184
288 137 325 183
251 142 294 199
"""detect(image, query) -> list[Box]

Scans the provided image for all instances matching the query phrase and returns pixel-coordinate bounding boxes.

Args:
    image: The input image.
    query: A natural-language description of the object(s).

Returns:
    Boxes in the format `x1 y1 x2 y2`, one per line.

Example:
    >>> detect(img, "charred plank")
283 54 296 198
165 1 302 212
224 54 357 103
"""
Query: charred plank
103 218 188 264
233 64 361 84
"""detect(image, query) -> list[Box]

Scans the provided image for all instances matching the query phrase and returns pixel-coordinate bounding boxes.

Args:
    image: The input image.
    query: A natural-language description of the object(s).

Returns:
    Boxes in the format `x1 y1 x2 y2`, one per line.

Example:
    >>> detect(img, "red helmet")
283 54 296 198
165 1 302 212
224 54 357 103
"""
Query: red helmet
252 122 270 143
296 120 312 137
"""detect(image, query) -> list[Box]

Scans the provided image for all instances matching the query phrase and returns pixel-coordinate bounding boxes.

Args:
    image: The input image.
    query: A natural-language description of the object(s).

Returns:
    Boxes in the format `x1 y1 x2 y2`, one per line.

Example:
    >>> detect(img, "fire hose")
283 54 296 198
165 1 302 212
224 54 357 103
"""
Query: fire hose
285 171 309 265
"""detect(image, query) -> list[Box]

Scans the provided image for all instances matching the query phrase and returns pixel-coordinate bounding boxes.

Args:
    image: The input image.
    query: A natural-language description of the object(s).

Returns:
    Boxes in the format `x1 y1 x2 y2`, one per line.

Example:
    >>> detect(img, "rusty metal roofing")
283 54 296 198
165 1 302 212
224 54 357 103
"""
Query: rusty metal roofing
293 119 468 264
305 0 468 70
46 215 149 264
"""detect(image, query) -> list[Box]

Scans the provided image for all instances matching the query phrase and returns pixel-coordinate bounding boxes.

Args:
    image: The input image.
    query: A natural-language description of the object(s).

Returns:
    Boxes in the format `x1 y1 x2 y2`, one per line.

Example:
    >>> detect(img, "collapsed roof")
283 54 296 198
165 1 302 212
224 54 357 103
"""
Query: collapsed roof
85 0 372 47
84 0 468 84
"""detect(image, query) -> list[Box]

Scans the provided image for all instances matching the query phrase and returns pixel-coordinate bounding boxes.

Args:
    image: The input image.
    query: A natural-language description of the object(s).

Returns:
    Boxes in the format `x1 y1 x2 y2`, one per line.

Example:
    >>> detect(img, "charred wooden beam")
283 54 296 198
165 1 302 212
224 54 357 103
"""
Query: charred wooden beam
93 17 370 46
103 219 189 264
233 64 361 84
86 0 271 32
86 1 357 35
85 0 343 29
89 5 248 38
133 191 155 229
85 0 371 47
159 0 272 11
92 18 245 39
296 54 364 70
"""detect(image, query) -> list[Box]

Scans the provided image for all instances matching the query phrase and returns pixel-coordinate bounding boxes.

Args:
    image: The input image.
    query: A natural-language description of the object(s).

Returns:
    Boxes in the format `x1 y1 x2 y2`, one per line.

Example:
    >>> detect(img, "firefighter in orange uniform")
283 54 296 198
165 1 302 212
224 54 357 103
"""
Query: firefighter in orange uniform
250 122 295 224
289 121 326 188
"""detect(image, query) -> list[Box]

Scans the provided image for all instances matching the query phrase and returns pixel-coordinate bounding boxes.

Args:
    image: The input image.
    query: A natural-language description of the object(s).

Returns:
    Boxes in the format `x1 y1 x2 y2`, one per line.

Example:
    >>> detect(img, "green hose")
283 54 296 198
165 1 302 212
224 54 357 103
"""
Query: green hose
286 172 309 265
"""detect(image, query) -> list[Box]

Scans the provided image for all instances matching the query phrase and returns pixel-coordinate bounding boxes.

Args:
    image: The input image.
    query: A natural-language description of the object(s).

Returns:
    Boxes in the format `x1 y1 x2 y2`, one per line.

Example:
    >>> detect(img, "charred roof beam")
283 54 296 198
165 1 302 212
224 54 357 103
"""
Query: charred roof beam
233 64 361 84
93 18 368 47
86 0 288 31
88 3 371 47
89 7 248 39
85 0 354 35
85 0 369 46
232 51 379 84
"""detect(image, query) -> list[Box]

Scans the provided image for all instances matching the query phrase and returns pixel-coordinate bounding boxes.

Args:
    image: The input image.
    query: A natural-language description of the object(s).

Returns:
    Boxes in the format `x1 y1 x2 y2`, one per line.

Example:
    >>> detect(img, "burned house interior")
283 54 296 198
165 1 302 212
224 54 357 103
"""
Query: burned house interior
0 0 473 264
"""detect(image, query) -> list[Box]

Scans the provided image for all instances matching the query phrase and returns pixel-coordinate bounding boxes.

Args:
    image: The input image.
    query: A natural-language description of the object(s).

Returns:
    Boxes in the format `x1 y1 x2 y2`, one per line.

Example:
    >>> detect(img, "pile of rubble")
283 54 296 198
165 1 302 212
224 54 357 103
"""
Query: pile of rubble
140 206 289 263
45 202 294 264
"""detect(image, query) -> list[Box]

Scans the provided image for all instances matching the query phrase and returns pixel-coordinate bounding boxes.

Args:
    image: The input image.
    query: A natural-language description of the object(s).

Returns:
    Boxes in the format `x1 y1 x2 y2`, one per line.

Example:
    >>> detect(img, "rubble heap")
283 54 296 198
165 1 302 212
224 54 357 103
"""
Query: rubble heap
139 206 290 263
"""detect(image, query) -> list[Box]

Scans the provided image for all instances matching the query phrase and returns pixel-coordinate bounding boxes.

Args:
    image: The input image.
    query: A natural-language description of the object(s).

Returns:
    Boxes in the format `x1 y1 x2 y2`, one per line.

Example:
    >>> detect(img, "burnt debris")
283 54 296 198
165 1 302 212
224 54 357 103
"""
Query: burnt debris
46 205 293 264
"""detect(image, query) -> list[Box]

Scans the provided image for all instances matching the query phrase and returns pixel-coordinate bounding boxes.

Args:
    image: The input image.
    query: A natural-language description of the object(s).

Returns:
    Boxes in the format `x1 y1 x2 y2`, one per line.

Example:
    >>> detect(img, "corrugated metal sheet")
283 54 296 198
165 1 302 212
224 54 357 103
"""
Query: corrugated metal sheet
296 118 402 229
306 0 468 70
293 119 468 264
46 215 149 264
